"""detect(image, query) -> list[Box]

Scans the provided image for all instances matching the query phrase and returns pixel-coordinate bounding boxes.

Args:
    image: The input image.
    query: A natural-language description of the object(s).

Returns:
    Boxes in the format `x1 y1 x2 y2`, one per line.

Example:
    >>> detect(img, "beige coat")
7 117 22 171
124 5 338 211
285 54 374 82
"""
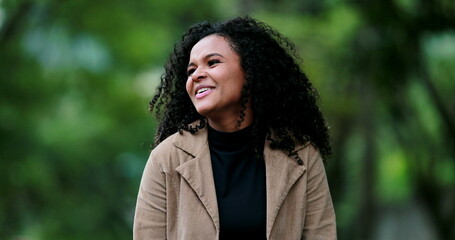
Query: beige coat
133 126 336 240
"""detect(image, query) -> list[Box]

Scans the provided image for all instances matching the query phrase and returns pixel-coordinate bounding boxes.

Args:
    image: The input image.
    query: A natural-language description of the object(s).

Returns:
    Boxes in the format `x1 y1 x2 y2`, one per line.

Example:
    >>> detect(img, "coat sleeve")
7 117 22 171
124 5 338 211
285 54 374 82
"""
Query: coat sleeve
302 146 337 240
133 150 167 240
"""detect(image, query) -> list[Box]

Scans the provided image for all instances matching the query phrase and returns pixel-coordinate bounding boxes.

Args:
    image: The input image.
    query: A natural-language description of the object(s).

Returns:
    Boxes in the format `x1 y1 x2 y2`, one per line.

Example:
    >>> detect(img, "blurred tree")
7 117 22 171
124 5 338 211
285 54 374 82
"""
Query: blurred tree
346 0 455 238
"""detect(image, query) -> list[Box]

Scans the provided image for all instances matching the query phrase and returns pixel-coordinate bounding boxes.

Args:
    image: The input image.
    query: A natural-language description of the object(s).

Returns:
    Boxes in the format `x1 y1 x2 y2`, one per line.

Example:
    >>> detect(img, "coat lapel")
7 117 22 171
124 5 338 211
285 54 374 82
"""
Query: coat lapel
263 141 308 238
173 127 220 232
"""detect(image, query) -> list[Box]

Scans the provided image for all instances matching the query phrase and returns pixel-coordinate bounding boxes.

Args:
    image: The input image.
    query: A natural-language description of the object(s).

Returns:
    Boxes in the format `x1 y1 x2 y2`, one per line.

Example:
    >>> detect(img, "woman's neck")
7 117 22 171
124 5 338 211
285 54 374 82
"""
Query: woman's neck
207 108 254 132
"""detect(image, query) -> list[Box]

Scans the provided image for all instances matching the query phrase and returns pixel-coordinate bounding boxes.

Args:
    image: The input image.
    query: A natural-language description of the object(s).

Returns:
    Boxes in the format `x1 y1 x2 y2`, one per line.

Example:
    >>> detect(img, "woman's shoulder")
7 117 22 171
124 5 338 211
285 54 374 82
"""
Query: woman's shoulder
146 131 183 172
151 132 180 155
295 141 318 155
294 141 324 166
147 129 205 172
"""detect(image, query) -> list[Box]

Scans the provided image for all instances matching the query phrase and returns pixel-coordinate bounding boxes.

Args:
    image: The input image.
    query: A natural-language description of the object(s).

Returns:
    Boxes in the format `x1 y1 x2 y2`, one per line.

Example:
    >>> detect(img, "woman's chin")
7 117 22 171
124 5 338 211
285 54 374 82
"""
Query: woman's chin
195 106 213 118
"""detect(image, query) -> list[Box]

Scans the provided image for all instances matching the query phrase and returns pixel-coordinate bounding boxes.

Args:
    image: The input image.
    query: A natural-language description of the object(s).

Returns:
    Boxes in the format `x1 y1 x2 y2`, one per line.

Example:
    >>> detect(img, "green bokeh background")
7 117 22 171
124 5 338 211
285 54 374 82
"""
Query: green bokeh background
1 0 454 239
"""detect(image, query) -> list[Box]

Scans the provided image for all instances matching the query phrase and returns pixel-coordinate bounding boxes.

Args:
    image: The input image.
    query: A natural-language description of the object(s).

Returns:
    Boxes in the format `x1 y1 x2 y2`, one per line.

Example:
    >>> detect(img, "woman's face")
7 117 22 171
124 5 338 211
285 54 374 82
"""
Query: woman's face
186 34 246 123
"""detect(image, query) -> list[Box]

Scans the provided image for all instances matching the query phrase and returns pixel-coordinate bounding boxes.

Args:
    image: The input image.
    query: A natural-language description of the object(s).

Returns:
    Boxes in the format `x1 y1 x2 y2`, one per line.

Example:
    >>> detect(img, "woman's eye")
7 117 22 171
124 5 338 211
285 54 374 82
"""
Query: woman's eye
208 59 220 66
187 68 195 76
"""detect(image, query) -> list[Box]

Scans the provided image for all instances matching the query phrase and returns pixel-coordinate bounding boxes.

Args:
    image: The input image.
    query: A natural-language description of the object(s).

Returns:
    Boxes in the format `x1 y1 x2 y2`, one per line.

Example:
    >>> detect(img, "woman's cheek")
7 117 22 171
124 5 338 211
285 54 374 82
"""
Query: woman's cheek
185 78 193 97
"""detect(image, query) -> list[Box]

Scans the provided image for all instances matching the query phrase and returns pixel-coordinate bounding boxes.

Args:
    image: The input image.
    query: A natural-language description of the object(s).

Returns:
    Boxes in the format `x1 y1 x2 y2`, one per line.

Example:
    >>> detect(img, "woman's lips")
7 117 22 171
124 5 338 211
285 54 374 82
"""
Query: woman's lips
195 88 214 99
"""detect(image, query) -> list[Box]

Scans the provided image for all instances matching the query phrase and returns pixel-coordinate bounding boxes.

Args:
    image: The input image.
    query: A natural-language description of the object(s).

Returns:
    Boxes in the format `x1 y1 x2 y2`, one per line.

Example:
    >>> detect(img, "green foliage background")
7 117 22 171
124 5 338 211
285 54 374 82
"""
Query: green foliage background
1 0 454 239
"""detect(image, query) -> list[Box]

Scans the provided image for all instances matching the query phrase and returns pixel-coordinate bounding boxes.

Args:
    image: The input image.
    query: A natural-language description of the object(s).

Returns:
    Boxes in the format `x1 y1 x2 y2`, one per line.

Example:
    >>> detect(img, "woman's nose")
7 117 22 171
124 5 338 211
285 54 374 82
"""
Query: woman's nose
191 68 207 82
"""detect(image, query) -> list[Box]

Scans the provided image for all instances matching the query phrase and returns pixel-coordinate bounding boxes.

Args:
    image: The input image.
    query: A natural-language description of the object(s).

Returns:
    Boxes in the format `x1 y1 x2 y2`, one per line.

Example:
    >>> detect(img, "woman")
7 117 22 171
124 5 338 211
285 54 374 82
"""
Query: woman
134 16 336 240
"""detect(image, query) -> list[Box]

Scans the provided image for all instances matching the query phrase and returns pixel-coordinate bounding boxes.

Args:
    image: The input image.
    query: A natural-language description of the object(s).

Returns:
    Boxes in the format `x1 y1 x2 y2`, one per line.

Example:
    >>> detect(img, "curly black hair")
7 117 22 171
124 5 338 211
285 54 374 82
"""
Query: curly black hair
150 16 331 164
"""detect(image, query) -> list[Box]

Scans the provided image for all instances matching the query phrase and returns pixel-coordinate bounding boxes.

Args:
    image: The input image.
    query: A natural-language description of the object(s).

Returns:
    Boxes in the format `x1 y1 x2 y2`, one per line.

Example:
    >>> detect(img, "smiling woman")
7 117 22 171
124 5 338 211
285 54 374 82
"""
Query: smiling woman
134 16 336 240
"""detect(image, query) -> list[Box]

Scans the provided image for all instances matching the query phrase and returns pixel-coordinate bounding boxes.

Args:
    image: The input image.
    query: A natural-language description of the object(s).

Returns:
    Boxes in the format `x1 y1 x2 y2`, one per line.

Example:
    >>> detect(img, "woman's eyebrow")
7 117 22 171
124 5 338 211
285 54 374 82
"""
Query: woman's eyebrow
188 53 224 68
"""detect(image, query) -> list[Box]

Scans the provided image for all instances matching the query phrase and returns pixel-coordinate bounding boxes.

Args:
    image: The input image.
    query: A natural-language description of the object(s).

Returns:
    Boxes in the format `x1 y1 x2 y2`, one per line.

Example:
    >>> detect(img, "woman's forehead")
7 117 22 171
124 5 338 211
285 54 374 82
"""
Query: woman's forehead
189 35 233 59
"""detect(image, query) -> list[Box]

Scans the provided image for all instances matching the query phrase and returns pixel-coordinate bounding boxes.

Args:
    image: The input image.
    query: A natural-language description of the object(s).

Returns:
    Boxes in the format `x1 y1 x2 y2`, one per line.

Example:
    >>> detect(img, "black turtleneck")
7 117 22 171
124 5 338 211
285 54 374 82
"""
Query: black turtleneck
208 124 266 240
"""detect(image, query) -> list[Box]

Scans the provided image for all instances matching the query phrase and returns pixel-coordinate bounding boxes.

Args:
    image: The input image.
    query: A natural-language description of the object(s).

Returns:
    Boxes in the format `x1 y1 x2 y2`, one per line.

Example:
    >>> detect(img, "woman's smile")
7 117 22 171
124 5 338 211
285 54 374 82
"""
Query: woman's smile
195 86 215 99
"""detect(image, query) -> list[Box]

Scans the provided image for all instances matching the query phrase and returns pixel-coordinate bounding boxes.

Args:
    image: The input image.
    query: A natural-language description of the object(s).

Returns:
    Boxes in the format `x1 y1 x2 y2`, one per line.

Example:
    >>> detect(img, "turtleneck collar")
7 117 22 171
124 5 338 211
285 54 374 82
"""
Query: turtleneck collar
207 124 254 151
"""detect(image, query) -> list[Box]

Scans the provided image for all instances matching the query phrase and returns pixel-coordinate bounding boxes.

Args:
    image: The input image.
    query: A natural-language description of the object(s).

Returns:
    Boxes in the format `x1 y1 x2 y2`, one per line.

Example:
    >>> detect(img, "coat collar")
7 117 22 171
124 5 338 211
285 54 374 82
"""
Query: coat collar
173 125 220 231
172 122 307 237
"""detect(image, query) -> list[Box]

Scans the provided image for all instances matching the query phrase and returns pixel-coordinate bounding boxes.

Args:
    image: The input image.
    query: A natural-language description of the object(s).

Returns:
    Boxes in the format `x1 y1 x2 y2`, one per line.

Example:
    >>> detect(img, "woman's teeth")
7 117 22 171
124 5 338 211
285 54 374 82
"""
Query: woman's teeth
197 88 212 94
